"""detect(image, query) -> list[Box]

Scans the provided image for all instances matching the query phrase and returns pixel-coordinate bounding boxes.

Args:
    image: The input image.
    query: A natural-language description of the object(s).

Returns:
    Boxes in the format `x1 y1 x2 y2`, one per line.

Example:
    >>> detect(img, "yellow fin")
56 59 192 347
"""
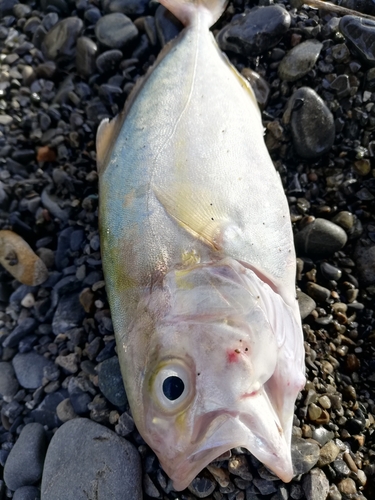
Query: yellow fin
154 185 230 250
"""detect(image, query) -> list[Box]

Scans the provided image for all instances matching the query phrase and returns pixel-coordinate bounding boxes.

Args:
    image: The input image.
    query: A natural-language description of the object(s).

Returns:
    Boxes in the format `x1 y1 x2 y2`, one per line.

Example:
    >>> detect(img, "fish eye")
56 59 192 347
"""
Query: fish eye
152 361 193 412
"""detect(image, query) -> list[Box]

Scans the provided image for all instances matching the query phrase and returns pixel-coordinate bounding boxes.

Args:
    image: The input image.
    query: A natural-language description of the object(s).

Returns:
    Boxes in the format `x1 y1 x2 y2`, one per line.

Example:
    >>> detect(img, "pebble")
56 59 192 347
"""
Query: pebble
302 468 329 500
337 477 357 495
217 5 291 56
55 353 79 374
4 423 47 491
291 437 320 475
0 362 19 398
41 17 83 61
41 418 142 499
354 241 375 285
98 356 127 407
283 87 335 159
278 40 323 82
76 37 97 77
306 283 331 303
297 290 316 319
317 441 340 467
340 16 375 66
105 0 149 16
96 48 123 74
0 230 48 286
95 13 138 49
333 459 351 478
52 292 85 335
13 486 41 500
188 476 216 498
294 219 348 259
3 318 37 349
12 351 54 389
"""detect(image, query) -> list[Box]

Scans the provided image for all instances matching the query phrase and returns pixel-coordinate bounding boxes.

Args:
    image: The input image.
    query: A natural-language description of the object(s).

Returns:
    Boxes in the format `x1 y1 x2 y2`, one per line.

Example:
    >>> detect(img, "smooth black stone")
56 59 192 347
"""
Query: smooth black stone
104 0 149 16
11 149 35 164
96 340 116 362
3 318 37 348
52 292 85 335
3 423 47 491
95 13 138 49
55 226 74 270
84 7 101 25
76 36 98 77
13 486 40 500
217 4 291 56
295 219 348 259
188 476 216 498
98 356 127 407
320 262 342 281
284 87 335 159
345 417 366 434
42 17 83 61
340 15 375 67
154 4 182 46
12 351 54 390
95 49 123 74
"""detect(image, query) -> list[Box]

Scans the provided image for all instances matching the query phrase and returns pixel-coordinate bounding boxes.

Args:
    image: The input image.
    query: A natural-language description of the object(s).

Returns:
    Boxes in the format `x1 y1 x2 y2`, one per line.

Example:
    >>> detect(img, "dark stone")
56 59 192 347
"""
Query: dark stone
0 362 19 398
188 476 216 498
42 17 83 62
52 292 85 335
3 318 37 348
104 0 149 16
297 291 316 319
4 423 47 491
154 4 182 46
95 13 138 49
40 419 142 500
294 219 348 259
95 49 123 74
217 5 291 56
31 392 67 429
98 356 127 407
70 391 92 415
283 87 335 159
76 37 97 78
13 486 40 500
340 16 375 67
291 437 320 475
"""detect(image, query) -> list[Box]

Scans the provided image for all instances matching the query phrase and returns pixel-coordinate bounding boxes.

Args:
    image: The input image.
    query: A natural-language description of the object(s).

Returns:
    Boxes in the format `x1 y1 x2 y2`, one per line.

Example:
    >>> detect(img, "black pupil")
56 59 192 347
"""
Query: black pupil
162 376 185 401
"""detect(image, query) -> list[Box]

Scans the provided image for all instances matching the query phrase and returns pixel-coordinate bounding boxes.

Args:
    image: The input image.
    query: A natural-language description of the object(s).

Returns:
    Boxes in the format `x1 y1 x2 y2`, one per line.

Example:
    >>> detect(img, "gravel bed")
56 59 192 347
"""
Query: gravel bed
0 0 374 499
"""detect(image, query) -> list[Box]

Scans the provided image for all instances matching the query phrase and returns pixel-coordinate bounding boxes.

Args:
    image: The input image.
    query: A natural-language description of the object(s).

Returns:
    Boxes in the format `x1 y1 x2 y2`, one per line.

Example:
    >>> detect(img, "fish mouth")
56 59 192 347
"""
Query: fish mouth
159 388 294 491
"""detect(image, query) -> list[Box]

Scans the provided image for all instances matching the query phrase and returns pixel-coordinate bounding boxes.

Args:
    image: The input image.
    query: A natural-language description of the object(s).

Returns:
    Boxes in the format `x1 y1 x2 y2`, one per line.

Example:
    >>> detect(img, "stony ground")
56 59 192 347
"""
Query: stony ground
0 0 374 499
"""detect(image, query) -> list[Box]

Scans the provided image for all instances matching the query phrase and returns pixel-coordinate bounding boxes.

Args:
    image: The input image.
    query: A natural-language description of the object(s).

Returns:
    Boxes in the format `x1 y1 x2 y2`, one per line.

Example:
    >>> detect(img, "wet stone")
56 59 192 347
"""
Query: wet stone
295 219 348 259
217 5 291 57
278 40 323 82
333 459 351 478
284 87 335 159
98 356 127 407
3 318 37 348
41 418 142 500
302 468 329 500
96 49 123 74
4 423 47 491
0 362 19 398
340 16 375 67
95 13 138 49
345 417 366 434
76 37 97 78
291 437 320 475
188 476 216 498
320 262 342 281
42 17 83 62
12 351 54 390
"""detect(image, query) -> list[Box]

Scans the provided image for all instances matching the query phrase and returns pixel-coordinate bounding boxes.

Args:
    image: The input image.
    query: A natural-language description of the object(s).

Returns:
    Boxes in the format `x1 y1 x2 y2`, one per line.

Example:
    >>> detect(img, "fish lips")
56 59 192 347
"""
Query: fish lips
158 388 294 491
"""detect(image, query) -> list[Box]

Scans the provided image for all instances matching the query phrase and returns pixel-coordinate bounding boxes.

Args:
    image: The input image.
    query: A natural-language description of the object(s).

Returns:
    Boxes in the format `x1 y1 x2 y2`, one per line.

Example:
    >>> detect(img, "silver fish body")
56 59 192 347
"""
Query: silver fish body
97 0 305 490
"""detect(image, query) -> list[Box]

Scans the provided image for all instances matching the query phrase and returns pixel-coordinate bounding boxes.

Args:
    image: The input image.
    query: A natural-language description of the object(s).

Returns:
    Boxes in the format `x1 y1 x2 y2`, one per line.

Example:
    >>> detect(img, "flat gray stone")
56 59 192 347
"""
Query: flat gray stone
4 423 47 491
12 351 54 390
41 418 142 500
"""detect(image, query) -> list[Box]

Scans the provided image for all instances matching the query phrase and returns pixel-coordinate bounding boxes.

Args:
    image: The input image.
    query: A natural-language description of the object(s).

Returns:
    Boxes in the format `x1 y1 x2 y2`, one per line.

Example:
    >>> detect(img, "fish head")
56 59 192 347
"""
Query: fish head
126 260 303 491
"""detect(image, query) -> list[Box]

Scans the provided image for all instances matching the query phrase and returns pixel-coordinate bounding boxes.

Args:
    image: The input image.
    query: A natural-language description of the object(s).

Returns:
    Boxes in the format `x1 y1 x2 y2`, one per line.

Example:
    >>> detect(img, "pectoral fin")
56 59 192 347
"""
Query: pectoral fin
153 185 233 250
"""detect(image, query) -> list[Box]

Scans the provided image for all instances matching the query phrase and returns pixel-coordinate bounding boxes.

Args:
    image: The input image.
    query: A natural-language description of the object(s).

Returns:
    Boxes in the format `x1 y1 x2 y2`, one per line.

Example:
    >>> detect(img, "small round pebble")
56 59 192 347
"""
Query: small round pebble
4 423 47 491
95 13 138 49
295 219 348 259
12 351 54 390
278 40 323 82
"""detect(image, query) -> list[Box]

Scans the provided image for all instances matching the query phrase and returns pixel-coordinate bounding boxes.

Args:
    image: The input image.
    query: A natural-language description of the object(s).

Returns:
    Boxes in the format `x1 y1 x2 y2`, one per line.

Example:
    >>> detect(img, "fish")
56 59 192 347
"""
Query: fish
96 0 306 491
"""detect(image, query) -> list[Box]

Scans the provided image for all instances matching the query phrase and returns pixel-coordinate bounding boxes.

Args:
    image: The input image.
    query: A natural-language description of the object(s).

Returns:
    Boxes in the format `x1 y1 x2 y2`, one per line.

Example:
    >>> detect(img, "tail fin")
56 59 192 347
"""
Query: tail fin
158 0 227 27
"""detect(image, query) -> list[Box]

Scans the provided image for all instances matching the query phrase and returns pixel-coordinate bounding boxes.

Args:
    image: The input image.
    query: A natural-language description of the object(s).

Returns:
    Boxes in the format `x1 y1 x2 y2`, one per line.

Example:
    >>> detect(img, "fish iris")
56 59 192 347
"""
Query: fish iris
163 376 185 401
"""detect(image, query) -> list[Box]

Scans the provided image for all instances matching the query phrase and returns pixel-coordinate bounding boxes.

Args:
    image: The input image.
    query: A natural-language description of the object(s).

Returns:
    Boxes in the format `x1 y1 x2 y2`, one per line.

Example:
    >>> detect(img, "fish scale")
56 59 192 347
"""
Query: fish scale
97 0 305 491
